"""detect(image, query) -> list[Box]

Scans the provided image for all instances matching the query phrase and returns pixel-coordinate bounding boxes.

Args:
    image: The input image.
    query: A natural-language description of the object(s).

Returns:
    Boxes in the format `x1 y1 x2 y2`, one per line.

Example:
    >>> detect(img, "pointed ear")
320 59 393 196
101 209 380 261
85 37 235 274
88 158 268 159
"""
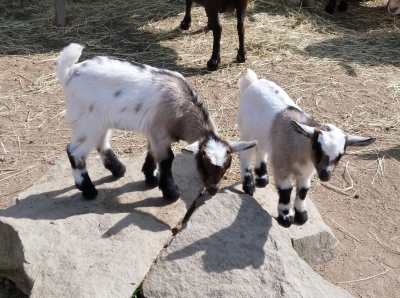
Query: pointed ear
229 140 257 153
181 141 200 155
291 120 314 139
346 135 376 147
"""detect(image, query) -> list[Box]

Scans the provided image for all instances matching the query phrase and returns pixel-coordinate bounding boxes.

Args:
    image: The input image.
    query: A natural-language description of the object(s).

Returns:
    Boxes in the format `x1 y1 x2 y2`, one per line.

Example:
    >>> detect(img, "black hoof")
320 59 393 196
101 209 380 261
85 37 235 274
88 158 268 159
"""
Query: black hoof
324 5 335 14
162 183 181 201
236 52 247 63
77 183 98 200
112 163 126 178
145 175 159 188
277 214 294 228
242 170 255 196
180 21 191 30
337 2 348 11
255 176 269 187
294 210 308 225
207 59 220 71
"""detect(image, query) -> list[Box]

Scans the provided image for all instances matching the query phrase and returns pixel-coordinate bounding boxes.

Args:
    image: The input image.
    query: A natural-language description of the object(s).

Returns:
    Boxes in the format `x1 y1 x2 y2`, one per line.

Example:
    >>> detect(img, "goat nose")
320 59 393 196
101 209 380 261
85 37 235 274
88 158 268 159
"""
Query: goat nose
388 4 399 13
206 184 219 196
318 169 331 182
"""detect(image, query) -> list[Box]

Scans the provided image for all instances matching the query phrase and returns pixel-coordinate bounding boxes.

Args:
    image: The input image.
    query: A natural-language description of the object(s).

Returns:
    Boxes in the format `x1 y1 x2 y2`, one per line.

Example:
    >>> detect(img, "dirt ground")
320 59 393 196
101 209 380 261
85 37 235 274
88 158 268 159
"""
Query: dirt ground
1 0 399 297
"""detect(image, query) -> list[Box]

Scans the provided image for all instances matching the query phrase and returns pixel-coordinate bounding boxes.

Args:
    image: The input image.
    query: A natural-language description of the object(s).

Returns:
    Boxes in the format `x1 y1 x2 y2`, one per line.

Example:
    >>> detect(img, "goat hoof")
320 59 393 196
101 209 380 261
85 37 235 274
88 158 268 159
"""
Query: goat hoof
324 5 335 14
207 59 220 71
236 52 247 63
243 170 255 195
277 214 294 228
145 175 159 188
162 183 181 201
180 21 191 30
242 182 255 196
255 176 269 187
295 210 308 225
112 163 126 178
337 2 348 11
81 186 98 200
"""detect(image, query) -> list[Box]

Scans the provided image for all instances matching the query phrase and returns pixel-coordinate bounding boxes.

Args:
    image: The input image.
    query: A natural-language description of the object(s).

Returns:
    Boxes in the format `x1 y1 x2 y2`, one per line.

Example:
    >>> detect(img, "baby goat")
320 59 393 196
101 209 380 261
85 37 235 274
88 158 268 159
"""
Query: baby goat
56 43 256 200
236 69 376 227
180 0 248 71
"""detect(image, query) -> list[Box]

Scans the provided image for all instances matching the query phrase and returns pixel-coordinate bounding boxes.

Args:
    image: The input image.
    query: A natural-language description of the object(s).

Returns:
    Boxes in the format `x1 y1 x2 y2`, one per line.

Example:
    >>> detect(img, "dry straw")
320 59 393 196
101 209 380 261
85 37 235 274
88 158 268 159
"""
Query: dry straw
1 0 399 192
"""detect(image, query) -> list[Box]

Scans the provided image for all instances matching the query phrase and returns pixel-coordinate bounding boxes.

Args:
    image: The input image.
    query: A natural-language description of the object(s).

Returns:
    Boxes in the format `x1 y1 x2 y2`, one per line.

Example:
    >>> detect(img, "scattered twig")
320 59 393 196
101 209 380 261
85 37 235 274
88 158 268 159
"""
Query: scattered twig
0 165 36 183
327 217 362 243
337 269 388 284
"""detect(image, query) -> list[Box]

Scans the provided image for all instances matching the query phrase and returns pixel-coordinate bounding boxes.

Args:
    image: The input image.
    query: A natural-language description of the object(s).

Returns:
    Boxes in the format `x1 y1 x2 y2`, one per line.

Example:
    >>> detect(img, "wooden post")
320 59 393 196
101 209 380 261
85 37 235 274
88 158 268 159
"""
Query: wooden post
55 0 67 27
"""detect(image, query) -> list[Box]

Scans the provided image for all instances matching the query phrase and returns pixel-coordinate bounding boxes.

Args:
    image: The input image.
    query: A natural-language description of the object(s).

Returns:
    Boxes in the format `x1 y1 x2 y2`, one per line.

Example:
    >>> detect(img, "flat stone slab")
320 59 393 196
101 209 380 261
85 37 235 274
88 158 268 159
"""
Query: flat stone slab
143 193 352 298
220 183 339 265
0 154 204 297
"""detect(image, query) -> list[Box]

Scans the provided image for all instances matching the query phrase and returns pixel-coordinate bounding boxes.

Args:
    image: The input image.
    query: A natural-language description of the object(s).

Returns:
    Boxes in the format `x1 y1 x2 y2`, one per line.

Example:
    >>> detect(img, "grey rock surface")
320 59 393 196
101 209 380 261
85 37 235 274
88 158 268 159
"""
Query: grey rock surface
0 154 204 298
221 183 339 265
143 193 352 298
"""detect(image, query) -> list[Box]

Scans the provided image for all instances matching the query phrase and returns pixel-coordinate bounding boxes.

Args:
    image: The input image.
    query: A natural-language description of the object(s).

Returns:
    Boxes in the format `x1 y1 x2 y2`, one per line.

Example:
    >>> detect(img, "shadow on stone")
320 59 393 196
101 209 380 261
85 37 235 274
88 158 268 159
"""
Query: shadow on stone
166 195 271 272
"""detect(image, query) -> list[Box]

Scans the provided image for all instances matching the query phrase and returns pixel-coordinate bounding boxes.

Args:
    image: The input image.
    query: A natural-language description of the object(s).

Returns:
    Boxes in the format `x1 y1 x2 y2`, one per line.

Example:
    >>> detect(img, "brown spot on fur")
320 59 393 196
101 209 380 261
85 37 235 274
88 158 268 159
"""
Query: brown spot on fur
114 90 122 97
134 102 143 113
121 107 127 112
89 104 94 113
77 136 86 144
82 62 88 67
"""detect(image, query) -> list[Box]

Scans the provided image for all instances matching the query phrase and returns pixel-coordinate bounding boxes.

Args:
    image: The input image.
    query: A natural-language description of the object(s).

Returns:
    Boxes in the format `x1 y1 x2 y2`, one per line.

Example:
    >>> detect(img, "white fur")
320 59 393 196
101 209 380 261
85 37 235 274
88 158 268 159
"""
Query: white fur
57 44 257 193
236 69 369 219
205 139 227 166
318 125 346 161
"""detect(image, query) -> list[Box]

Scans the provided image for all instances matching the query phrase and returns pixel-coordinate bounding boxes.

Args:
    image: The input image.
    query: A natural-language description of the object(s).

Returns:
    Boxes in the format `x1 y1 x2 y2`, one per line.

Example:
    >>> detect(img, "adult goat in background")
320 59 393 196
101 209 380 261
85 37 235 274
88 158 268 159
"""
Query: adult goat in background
180 0 248 71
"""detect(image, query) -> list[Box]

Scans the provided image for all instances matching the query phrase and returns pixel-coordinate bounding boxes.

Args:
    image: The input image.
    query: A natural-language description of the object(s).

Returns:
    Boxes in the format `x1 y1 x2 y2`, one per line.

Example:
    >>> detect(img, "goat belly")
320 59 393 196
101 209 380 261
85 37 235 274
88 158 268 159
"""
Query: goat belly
219 3 236 13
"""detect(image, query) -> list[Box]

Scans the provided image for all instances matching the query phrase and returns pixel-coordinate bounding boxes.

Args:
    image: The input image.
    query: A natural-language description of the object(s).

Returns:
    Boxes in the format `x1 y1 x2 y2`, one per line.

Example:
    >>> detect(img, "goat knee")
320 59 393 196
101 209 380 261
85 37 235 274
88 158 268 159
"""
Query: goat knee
99 148 126 178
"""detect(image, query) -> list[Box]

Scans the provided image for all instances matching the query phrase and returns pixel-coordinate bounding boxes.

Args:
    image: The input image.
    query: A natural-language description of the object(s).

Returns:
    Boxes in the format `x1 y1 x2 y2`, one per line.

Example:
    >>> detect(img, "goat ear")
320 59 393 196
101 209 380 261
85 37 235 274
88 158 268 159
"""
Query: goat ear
291 120 314 139
182 141 200 155
346 135 376 147
229 140 257 153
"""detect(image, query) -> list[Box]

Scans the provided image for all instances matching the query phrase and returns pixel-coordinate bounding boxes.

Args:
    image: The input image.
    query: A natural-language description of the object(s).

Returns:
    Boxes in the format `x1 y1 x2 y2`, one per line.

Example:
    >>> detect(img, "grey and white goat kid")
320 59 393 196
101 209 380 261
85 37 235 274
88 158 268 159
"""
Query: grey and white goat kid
56 43 256 200
236 69 376 227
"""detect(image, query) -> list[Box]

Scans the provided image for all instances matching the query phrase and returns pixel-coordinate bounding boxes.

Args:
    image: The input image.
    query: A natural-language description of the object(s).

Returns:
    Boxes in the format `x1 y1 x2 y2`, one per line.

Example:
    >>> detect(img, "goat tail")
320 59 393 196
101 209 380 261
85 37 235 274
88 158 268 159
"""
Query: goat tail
238 69 258 93
56 43 84 87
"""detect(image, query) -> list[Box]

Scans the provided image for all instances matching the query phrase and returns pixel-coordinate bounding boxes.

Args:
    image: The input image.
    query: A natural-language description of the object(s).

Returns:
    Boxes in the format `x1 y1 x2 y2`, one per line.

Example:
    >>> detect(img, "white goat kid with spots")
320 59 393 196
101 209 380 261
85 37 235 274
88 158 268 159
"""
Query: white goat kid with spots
236 69 376 227
56 43 256 200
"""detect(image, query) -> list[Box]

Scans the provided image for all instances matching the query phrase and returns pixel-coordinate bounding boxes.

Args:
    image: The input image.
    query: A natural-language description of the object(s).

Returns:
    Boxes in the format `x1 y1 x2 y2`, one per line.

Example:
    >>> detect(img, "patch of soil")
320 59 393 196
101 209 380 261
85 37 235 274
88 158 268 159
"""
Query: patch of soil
1 0 399 297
